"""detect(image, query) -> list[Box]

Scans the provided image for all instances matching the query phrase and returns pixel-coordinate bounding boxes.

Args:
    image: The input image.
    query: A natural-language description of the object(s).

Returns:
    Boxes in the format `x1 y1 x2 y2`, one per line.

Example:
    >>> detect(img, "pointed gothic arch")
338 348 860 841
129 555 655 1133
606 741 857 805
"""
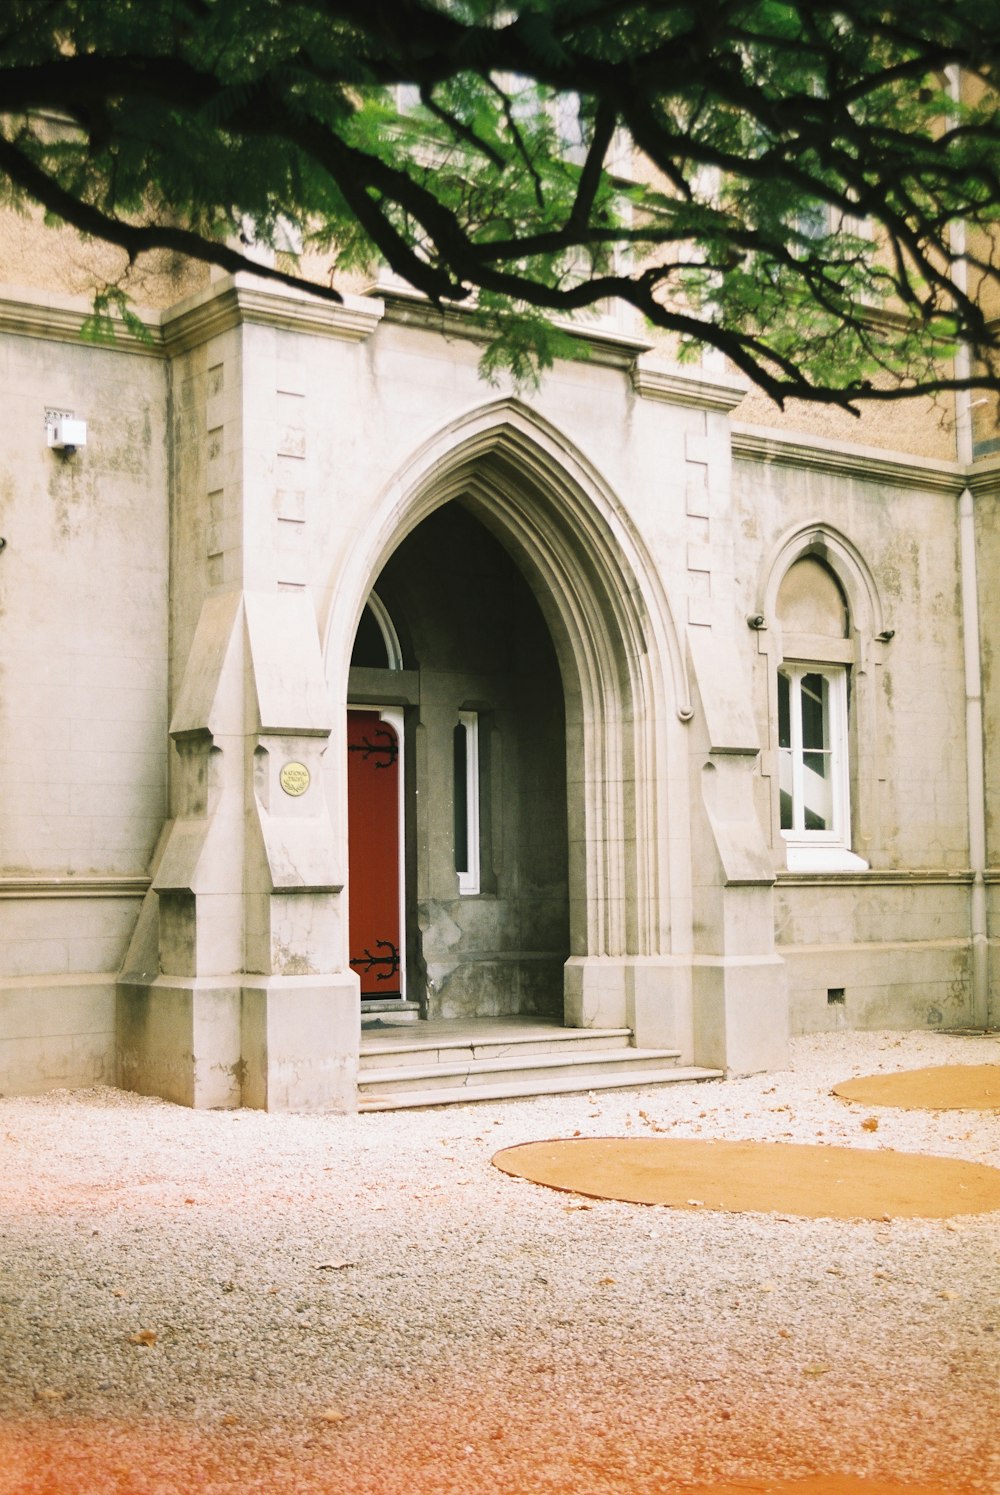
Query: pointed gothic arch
757 521 887 639
324 398 694 1017
753 519 889 872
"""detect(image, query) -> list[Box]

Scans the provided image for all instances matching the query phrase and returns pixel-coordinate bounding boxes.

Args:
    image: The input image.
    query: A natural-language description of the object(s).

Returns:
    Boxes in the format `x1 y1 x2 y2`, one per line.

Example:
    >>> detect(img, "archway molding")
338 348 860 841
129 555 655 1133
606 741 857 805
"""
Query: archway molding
752 519 889 874
757 520 886 639
325 396 692 984
361 589 404 671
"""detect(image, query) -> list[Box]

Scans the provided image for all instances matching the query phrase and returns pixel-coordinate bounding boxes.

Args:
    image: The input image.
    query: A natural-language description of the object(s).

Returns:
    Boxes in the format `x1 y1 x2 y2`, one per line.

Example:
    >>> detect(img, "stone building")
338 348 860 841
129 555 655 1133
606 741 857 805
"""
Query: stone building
1 225 996 1109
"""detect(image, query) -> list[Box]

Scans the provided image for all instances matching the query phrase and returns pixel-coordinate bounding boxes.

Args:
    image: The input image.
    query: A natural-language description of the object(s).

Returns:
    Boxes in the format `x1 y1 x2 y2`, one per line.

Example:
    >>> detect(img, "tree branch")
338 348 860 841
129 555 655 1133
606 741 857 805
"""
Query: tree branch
0 133 346 302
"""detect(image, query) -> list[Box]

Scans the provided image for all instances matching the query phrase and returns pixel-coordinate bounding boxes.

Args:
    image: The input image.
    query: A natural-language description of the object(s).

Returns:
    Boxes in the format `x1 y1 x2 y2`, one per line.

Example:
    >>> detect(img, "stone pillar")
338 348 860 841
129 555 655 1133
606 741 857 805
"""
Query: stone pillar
686 629 789 1073
118 300 361 1110
118 590 358 1110
238 591 358 1110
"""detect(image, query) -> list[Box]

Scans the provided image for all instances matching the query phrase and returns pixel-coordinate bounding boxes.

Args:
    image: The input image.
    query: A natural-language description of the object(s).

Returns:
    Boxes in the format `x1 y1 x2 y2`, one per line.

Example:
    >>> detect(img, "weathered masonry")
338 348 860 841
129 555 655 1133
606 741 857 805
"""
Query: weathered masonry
1 270 996 1107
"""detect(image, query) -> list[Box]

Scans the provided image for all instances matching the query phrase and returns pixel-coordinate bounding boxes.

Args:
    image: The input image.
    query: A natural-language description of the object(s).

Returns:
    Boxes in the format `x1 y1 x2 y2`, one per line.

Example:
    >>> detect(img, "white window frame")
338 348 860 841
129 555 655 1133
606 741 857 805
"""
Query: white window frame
456 710 480 896
778 663 867 872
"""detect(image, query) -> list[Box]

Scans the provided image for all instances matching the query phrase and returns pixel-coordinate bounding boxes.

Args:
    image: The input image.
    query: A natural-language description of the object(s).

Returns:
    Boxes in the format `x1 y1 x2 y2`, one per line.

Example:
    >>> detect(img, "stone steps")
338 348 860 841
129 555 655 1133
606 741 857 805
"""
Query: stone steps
356 1022 721 1110
358 1024 635 1069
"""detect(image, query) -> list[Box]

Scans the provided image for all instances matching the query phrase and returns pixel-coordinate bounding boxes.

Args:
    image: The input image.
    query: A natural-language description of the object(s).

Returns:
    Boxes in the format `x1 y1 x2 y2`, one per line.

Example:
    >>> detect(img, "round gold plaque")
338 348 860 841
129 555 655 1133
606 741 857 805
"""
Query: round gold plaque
279 761 310 797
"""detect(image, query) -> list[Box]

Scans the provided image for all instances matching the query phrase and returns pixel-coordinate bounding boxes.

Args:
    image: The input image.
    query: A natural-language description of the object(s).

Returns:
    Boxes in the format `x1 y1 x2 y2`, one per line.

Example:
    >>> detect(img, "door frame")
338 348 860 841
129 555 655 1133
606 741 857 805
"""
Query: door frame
347 703 406 1003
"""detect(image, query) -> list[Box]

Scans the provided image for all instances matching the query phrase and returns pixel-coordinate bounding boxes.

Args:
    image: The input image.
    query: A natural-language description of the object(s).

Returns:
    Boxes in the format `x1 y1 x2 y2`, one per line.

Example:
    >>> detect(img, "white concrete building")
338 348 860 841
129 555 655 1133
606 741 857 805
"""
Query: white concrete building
1 253 996 1108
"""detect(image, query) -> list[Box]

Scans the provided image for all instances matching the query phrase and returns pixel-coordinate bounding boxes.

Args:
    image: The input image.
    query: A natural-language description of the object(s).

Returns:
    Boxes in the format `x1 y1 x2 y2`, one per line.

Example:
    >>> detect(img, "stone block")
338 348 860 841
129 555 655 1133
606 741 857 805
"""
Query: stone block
0 980 115 1095
193 892 245 974
244 591 333 734
563 957 629 1029
116 977 242 1108
0 975 115 1043
240 974 359 1112
688 630 762 755
699 761 776 889
626 959 694 1058
783 941 974 1034
692 954 789 1073
427 961 517 1019
268 891 341 974
169 591 244 738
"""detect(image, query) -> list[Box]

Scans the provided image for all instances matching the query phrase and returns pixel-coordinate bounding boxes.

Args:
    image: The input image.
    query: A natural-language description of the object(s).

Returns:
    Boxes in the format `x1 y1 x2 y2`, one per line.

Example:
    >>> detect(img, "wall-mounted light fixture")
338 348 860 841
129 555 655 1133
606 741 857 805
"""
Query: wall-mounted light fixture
47 417 88 453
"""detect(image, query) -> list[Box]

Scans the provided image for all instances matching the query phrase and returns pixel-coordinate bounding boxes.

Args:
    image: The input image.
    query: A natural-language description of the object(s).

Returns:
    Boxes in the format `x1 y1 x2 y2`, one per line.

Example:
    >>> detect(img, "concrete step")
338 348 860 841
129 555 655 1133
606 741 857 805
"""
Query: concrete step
362 999 421 1023
359 1025 634 1071
359 1045 683 1093
357 1063 722 1111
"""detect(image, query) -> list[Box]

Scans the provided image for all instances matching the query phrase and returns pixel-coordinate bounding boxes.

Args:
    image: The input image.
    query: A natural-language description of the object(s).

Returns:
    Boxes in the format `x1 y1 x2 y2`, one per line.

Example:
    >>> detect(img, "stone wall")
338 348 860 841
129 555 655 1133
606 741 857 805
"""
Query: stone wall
732 443 981 1034
0 295 169 1092
2 265 995 1105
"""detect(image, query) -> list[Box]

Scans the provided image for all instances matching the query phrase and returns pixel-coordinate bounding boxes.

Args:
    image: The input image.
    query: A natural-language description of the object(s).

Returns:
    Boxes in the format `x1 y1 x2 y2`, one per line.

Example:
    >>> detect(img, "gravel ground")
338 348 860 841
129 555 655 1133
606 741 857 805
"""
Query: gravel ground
1 1029 998 1495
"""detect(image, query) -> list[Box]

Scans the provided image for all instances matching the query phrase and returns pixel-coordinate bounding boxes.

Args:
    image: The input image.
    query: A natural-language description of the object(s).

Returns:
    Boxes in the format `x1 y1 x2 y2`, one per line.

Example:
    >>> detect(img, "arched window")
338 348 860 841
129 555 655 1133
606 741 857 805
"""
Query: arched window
757 534 882 874
775 558 854 852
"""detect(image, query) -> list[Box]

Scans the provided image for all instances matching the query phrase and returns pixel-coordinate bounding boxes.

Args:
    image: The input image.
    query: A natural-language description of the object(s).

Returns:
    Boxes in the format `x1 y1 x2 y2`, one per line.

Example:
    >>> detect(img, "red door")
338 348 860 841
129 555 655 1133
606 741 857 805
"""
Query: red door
347 710 402 999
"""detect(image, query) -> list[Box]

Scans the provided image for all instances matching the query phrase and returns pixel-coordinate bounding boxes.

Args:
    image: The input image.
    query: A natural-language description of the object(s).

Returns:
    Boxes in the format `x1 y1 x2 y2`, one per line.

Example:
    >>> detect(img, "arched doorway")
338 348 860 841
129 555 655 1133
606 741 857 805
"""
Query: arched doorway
329 398 694 1048
348 503 570 1020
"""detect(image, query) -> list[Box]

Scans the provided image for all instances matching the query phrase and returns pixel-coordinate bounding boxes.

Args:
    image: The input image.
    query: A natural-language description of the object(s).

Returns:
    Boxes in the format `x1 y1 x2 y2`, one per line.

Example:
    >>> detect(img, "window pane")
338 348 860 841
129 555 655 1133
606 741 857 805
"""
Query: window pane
802 750 832 830
350 604 389 669
453 724 468 873
777 672 791 749
777 665 848 844
800 673 828 751
779 749 794 830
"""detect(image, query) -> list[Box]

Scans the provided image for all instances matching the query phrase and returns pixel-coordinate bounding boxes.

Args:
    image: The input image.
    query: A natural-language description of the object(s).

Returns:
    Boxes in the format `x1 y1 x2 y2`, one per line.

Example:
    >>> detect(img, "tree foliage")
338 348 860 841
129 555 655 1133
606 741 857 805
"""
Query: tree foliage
3 0 1000 406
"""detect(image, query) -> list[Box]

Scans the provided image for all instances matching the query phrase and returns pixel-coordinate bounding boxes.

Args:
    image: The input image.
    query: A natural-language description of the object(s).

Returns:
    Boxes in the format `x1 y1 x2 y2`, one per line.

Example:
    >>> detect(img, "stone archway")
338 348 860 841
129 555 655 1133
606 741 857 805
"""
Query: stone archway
326 398 696 1049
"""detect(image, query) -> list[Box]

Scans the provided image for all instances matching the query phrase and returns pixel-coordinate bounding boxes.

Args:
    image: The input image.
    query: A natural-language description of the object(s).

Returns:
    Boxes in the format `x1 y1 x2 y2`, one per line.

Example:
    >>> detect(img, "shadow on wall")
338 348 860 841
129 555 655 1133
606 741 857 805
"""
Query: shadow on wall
367 501 570 1021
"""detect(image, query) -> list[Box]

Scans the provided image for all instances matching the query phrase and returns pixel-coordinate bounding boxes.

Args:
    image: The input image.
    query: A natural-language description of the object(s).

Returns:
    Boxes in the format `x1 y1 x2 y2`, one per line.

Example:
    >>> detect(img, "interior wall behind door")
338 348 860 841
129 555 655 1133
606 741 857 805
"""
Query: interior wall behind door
371 502 569 1019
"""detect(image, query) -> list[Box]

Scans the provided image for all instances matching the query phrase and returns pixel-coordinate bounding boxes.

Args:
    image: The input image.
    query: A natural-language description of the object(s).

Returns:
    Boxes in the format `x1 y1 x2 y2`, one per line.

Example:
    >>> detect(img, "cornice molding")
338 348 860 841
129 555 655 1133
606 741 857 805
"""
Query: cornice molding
0 274 996 489
967 456 1000 498
631 357 748 412
777 868 974 888
0 275 384 359
373 281 653 370
0 283 162 357
732 422 964 495
0 875 151 900
162 274 384 355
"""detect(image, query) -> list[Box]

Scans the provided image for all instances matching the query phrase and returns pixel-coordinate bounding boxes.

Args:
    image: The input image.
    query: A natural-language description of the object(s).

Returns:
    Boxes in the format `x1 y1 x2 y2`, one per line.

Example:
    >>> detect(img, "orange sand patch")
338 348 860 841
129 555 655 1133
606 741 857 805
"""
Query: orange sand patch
0 1423 983 1495
492 1137 1000 1218
682 1484 974 1495
832 1063 1000 1111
